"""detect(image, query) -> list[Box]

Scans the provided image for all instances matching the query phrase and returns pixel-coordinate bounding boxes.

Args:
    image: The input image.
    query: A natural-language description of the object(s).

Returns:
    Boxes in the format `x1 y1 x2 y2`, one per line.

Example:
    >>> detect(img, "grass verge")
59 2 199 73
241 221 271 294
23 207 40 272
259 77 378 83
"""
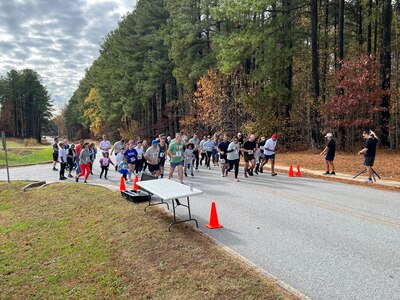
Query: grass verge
0 182 293 299
0 148 52 166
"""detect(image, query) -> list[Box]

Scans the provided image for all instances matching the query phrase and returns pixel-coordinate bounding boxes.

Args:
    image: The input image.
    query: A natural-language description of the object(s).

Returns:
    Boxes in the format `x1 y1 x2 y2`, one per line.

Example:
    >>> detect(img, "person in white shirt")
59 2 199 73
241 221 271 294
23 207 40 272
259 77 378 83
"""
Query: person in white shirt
111 139 125 157
134 141 144 173
260 133 278 176
99 135 111 153
225 136 241 182
116 148 125 171
58 142 67 180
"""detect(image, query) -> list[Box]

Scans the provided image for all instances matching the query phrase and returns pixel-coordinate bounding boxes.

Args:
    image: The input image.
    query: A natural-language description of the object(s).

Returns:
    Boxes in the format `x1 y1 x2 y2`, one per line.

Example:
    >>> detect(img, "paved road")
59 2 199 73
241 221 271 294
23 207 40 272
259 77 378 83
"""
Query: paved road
1 158 400 299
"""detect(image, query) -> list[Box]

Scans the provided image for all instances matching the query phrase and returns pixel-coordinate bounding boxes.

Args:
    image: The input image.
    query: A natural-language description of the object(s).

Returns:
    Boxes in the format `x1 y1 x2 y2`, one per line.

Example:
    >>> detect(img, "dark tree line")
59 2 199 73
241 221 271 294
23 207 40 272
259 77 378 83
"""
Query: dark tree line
0 69 53 141
64 0 400 150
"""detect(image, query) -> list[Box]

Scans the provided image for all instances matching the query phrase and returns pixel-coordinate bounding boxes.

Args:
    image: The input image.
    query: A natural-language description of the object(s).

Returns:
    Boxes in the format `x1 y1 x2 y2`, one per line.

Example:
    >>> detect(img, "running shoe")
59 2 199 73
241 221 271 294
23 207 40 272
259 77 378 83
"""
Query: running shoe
75 177 78 182
84 180 87 183
221 173 224 177
208 166 211 170
68 174 73 178
244 173 248 178
271 173 278 176
254 169 259 175
323 171 330 175
259 169 263 173
248 171 254 176
191 173 194 176
53 167 58 171
330 172 336 175
184 172 188 177
234 178 240 182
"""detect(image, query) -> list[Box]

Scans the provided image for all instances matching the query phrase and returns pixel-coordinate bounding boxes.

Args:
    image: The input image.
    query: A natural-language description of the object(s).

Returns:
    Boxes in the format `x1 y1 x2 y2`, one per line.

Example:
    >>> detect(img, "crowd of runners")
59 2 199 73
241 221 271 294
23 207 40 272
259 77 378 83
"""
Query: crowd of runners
51 132 279 184
51 128 378 184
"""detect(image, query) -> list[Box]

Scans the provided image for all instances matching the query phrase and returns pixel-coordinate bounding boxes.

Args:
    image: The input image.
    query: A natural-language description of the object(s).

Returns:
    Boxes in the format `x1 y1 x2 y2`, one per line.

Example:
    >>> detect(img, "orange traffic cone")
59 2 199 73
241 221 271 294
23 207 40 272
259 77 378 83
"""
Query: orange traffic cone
296 165 301 177
133 174 139 191
288 164 294 177
206 202 223 229
119 176 126 191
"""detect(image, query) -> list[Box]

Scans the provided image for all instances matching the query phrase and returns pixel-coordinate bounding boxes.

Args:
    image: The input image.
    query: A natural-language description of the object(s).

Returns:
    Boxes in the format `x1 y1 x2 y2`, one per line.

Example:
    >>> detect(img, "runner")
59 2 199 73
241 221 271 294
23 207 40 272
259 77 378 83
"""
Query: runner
241 134 257 178
76 142 91 183
66 143 76 178
167 134 185 183
111 139 125 169
237 132 244 159
75 139 84 174
99 152 114 179
256 137 266 173
124 142 138 182
134 141 144 173
189 133 200 170
358 129 378 183
217 134 230 177
119 156 129 181
212 135 219 166
320 133 336 175
52 137 59 171
226 136 241 182
144 140 161 177
184 143 195 177
199 135 207 166
254 144 261 175
116 148 125 172
203 135 214 170
260 133 278 176
89 143 97 175
158 137 168 178
99 135 111 154
58 142 67 180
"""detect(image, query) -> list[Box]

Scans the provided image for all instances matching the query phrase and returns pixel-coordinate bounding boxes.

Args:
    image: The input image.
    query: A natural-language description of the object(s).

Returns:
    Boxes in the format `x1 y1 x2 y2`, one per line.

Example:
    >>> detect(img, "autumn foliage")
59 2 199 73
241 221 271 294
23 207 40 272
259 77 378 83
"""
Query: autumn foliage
324 55 390 129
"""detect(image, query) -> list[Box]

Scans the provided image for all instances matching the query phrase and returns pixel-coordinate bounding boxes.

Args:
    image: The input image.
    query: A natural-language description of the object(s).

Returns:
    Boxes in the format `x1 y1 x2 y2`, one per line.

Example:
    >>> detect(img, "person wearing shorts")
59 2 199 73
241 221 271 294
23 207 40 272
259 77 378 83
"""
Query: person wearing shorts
124 142 138 182
144 140 161 177
241 134 257 178
358 129 378 183
158 137 168 178
168 134 185 183
320 133 336 175
218 134 230 177
261 133 278 176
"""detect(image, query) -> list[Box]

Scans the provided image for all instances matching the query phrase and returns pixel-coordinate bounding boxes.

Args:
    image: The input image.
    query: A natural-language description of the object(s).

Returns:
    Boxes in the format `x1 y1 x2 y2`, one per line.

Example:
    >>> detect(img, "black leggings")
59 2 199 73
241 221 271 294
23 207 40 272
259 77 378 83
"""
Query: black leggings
59 162 66 178
193 150 199 168
100 166 109 178
227 159 239 178
206 151 213 167
200 152 206 165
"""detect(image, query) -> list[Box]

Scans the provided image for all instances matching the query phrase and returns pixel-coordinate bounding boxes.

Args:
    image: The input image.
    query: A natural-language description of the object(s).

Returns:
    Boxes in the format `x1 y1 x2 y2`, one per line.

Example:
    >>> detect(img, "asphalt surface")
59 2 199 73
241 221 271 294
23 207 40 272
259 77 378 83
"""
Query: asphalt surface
1 156 400 299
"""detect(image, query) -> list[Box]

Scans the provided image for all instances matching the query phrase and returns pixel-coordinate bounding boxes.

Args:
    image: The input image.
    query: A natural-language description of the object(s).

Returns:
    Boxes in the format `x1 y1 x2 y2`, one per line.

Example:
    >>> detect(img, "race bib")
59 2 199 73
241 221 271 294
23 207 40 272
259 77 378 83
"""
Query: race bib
220 159 226 164
176 151 182 157
159 152 165 157
152 153 158 158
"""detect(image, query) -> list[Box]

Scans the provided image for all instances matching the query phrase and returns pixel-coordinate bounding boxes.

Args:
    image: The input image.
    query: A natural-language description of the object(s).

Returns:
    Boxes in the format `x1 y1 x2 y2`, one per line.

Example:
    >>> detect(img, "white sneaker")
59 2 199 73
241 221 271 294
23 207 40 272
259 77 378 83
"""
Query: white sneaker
221 173 225 177
364 178 373 183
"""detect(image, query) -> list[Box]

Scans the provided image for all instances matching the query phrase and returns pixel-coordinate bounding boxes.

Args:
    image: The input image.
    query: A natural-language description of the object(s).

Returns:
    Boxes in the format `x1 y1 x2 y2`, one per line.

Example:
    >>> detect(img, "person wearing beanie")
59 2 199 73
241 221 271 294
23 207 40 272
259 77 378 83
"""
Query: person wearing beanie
320 133 336 175
260 133 278 176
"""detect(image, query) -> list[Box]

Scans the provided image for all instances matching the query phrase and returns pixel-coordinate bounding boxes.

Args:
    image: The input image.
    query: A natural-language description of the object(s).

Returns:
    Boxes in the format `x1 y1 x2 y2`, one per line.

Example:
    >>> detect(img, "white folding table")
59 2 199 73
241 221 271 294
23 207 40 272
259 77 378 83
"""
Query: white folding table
137 179 203 231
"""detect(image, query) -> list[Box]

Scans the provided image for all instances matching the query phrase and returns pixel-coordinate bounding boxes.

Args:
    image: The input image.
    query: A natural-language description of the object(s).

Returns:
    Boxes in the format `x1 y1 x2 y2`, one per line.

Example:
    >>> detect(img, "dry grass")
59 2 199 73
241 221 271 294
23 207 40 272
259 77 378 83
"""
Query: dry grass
277 150 400 182
0 182 293 300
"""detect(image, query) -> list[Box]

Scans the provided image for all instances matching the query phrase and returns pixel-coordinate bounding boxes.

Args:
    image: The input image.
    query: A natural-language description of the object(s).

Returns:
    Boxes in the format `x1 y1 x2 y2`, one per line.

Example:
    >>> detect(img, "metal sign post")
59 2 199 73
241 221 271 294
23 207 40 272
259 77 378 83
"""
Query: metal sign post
1 131 10 183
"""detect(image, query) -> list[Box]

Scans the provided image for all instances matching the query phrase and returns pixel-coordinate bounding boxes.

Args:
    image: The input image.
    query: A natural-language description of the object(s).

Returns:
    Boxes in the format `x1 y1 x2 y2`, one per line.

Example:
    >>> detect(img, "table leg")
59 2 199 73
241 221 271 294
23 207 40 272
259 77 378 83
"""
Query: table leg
168 197 199 231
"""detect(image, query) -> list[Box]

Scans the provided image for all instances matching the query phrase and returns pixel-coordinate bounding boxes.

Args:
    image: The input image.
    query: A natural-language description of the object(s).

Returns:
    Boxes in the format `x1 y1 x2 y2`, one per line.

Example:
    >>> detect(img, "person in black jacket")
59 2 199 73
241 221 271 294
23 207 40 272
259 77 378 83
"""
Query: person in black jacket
320 133 336 175
67 144 76 178
358 129 378 183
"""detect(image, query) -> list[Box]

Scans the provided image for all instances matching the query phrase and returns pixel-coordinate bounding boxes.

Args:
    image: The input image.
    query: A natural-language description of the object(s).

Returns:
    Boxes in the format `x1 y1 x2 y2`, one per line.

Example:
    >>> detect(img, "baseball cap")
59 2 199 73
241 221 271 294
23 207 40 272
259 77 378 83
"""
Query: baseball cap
152 140 159 145
272 133 278 139
325 133 333 138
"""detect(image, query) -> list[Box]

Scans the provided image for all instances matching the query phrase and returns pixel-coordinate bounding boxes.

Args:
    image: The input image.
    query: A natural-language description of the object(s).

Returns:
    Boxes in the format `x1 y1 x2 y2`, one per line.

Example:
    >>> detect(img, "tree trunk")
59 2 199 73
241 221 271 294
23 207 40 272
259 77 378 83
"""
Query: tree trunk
379 0 392 147
338 0 345 65
367 0 372 55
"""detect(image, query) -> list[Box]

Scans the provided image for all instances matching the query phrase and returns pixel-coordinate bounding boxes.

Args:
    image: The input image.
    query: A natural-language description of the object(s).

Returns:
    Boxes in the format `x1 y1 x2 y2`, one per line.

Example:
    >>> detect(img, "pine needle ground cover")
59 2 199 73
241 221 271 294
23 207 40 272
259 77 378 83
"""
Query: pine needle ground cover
0 182 293 300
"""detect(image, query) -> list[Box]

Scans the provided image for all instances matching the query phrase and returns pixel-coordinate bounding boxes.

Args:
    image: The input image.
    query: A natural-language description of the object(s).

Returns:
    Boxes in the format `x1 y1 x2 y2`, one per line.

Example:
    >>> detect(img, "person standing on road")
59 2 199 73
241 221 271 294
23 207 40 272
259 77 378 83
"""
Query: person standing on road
75 139 84 174
203 135 214 170
226 136 241 182
358 129 378 183
99 152 114 179
52 137 59 171
168 134 185 183
144 140 161 177
260 133 278 176
199 135 207 166
189 133 200 171
124 142 138 182
241 134 257 178
158 137 168 178
320 133 336 175
218 134 230 177
99 135 111 154
58 142 67 180
76 143 91 183
66 144 76 178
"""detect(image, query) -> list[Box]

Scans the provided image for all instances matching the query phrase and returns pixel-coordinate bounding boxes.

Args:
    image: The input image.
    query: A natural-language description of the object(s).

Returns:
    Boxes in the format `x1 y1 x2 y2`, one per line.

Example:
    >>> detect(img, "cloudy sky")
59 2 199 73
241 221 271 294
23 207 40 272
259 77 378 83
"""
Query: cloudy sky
0 0 136 112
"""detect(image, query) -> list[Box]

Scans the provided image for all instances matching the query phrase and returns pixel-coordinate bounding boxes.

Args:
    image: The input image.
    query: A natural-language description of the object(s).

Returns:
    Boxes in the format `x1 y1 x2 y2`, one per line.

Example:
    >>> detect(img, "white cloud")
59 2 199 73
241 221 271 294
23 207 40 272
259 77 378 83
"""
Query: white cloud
0 0 137 114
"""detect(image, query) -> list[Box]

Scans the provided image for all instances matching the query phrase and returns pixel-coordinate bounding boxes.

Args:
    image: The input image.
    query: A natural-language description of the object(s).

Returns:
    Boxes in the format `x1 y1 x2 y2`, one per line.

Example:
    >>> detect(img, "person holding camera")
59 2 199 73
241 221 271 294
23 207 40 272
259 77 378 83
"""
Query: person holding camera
358 129 378 183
